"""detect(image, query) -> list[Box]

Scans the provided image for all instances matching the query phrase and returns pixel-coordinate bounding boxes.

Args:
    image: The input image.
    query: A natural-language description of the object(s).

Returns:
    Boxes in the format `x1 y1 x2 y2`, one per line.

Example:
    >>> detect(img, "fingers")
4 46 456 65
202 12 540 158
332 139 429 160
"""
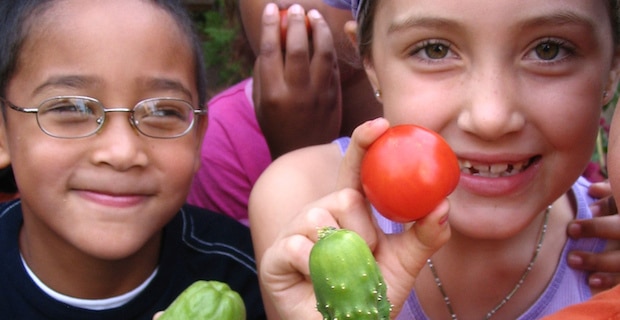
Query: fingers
568 249 620 290
282 189 380 249
336 118 390 191
568 250 620 273
567 214 620 240
373 200 451 315
588 181 613 199
586 272 620 290
281 5 312 86
259 233 320 320
587 181 616 217
307 9 340 98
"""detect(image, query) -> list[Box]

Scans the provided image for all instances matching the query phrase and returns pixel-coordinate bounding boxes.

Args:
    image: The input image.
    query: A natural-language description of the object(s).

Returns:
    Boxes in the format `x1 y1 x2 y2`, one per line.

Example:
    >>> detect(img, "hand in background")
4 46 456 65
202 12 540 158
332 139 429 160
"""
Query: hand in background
253 4 342 159
568 181 620 290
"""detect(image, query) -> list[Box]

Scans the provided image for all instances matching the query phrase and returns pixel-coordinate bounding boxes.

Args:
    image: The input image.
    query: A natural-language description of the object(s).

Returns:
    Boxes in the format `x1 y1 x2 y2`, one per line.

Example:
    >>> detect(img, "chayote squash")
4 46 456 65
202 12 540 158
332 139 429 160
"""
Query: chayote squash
159 280 246 320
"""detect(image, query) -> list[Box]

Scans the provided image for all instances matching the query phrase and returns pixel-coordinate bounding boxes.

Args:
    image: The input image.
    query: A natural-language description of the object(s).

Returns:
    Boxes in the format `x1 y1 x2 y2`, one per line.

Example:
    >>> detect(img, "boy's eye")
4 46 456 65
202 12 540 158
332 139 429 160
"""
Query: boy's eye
44 102 96 115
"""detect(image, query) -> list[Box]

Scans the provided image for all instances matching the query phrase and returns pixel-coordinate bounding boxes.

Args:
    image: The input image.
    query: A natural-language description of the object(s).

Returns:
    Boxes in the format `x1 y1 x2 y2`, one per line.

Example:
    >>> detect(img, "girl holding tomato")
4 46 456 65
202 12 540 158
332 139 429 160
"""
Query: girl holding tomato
250 0 620 319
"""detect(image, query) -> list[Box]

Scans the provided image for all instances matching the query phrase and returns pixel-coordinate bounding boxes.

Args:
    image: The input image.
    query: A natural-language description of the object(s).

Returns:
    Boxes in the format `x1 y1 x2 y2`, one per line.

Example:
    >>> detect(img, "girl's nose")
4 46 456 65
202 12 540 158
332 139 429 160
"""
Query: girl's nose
457 68 525 141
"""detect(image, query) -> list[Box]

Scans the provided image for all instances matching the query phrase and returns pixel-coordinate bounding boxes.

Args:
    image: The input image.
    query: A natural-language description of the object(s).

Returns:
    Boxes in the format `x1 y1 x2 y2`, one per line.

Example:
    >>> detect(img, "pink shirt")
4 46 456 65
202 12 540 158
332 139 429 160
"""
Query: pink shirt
188 78 270 226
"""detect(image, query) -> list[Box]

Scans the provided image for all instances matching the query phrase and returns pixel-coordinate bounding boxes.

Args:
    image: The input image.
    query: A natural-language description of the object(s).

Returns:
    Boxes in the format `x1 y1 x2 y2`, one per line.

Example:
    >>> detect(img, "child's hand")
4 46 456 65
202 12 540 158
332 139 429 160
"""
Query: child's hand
258 118 451 319
567 181 620 290
253 4 342 159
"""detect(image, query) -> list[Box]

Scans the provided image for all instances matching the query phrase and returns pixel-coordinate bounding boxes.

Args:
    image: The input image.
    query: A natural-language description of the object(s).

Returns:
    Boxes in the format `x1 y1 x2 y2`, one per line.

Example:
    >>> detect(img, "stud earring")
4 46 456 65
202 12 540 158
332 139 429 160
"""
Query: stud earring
374 89 381 99
604 90 609 99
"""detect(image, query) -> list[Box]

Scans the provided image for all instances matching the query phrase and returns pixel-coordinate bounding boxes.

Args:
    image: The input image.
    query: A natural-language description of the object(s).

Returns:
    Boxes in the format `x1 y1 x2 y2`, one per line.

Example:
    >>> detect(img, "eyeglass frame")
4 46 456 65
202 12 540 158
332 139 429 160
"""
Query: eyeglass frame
0 95 208 139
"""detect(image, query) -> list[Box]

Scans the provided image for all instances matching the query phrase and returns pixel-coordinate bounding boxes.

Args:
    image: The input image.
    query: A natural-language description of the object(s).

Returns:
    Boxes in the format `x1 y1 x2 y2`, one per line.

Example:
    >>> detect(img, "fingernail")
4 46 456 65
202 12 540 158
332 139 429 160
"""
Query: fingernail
289 4 303 15
590 205 601 217
439 213 449 226
566 222 582 238
265 3 277 16
308 9 322 20
567 253 583 266
589 276 603 287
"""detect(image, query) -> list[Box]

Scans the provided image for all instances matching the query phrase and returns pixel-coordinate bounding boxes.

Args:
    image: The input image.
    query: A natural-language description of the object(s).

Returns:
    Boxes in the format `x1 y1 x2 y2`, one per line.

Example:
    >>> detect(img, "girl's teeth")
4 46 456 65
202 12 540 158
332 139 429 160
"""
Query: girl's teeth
459 158 533 177
490 163 508 174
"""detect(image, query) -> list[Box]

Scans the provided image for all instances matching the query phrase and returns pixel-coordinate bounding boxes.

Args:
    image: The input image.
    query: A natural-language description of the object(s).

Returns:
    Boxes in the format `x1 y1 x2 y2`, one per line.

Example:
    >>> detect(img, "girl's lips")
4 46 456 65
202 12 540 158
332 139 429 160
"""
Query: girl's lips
459 156 541 178
456 155 542 197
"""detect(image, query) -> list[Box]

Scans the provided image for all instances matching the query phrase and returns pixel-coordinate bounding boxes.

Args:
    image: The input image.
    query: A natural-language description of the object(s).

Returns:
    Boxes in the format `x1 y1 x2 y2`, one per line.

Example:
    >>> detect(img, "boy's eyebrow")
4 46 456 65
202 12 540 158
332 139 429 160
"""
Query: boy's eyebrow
33 75 102 95
141 77 194 101
32 75 194 101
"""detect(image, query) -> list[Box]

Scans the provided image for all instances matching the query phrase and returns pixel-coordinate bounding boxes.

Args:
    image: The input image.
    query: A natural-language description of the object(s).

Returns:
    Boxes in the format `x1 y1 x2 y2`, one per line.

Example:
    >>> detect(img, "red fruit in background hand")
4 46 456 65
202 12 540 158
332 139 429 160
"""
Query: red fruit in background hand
361 125 460 223
279 9 311 45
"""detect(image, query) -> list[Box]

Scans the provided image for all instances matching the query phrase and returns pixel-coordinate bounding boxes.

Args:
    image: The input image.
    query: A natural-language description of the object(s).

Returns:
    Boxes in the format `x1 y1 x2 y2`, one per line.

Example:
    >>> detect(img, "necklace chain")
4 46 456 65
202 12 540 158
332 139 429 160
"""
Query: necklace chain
427 205 551 320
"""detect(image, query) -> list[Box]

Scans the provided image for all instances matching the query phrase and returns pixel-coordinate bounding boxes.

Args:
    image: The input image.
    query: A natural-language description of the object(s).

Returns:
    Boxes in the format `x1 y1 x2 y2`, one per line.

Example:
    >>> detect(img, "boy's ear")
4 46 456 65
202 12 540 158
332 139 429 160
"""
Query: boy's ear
192 114 208 173
604 46 620 105
344 20 381 99
0 112 11 170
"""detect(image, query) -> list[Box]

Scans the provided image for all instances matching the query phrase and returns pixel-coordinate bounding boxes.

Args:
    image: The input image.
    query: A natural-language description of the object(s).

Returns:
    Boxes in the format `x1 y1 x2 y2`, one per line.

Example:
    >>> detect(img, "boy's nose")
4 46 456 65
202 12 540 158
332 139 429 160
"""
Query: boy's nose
89 113 149 170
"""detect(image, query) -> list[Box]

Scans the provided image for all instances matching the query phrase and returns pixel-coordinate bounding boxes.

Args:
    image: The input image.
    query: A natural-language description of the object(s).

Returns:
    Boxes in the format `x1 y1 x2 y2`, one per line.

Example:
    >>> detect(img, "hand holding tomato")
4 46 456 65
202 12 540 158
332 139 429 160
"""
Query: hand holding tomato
361 125 460 222
279 8 311 45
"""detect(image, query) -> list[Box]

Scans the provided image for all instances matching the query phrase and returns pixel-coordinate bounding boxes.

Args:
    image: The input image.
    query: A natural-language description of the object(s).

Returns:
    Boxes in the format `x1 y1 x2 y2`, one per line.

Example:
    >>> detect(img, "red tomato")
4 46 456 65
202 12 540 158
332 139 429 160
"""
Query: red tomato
279 9 311 44
360 125 460 222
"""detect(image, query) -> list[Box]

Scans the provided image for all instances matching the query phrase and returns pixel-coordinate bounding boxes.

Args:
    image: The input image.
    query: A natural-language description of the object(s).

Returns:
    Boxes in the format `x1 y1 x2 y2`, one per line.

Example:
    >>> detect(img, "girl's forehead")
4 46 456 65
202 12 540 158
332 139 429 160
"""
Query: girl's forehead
372 0 611 31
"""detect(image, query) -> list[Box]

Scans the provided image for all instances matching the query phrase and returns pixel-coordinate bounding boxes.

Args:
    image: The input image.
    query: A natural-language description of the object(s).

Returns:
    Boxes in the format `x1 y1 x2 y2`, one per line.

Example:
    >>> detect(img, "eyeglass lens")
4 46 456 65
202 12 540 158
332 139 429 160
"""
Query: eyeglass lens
36 97 196 138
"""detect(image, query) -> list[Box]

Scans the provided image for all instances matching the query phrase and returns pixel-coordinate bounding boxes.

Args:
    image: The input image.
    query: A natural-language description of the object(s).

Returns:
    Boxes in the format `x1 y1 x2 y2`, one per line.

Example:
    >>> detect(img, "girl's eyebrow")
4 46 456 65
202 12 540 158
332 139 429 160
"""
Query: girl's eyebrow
517 11 596 32
388 16 460 34
387 10 596 35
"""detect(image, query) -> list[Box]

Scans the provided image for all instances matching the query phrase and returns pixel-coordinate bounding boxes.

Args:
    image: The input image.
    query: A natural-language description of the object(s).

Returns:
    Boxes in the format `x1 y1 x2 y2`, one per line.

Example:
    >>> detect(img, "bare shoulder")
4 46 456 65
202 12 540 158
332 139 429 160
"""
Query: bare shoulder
250 142 343 211
248 142 343 254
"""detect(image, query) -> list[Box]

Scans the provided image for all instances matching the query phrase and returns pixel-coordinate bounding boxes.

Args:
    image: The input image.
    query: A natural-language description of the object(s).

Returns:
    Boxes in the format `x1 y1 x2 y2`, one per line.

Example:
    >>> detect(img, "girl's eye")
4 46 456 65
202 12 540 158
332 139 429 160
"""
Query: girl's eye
525 38 574 62
425 43 450 59
535 42 560 60
410 40 455 60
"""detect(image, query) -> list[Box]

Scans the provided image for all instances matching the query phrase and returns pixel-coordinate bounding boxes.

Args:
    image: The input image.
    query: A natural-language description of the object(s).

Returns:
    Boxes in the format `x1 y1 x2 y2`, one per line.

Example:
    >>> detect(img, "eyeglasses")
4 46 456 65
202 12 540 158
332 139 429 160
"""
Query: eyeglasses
1 96 207 139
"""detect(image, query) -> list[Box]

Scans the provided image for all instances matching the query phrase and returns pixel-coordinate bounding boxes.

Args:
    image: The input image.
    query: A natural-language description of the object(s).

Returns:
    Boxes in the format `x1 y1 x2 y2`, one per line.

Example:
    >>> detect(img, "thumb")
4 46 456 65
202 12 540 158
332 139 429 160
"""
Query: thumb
336 118 389 191
380 200 451 310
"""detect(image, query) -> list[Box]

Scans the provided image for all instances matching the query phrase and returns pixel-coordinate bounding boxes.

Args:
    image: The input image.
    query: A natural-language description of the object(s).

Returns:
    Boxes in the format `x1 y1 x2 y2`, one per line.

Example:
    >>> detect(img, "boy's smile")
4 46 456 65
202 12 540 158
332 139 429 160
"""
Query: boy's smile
0 0 207 297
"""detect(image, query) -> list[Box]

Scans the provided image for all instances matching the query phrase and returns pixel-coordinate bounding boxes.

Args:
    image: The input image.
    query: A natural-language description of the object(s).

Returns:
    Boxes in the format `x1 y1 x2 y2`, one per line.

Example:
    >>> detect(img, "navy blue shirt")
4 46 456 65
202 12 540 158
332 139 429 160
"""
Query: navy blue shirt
0 201 266 319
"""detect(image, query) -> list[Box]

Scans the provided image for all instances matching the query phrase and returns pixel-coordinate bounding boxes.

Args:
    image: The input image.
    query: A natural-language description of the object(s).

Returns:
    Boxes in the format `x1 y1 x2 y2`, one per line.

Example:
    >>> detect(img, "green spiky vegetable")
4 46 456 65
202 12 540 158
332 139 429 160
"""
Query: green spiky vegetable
159 280 246 320
309 227 392 319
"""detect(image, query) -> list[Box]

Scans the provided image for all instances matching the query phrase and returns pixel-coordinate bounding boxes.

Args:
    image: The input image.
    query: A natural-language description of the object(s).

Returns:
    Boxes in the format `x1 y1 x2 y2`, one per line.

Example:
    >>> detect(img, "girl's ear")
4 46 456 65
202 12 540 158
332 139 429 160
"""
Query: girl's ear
344 20 381 99
604 46 620 105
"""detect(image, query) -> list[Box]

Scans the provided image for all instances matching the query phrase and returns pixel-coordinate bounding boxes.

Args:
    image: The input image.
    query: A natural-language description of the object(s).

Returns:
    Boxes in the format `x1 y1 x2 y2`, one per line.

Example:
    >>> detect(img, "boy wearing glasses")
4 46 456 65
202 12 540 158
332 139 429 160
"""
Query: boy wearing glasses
0 1 265 319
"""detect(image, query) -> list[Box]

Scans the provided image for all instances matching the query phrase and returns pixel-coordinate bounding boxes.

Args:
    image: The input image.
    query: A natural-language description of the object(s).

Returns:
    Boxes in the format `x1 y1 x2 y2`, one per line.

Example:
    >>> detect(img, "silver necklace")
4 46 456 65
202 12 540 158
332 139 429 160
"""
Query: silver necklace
427 205 551 320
